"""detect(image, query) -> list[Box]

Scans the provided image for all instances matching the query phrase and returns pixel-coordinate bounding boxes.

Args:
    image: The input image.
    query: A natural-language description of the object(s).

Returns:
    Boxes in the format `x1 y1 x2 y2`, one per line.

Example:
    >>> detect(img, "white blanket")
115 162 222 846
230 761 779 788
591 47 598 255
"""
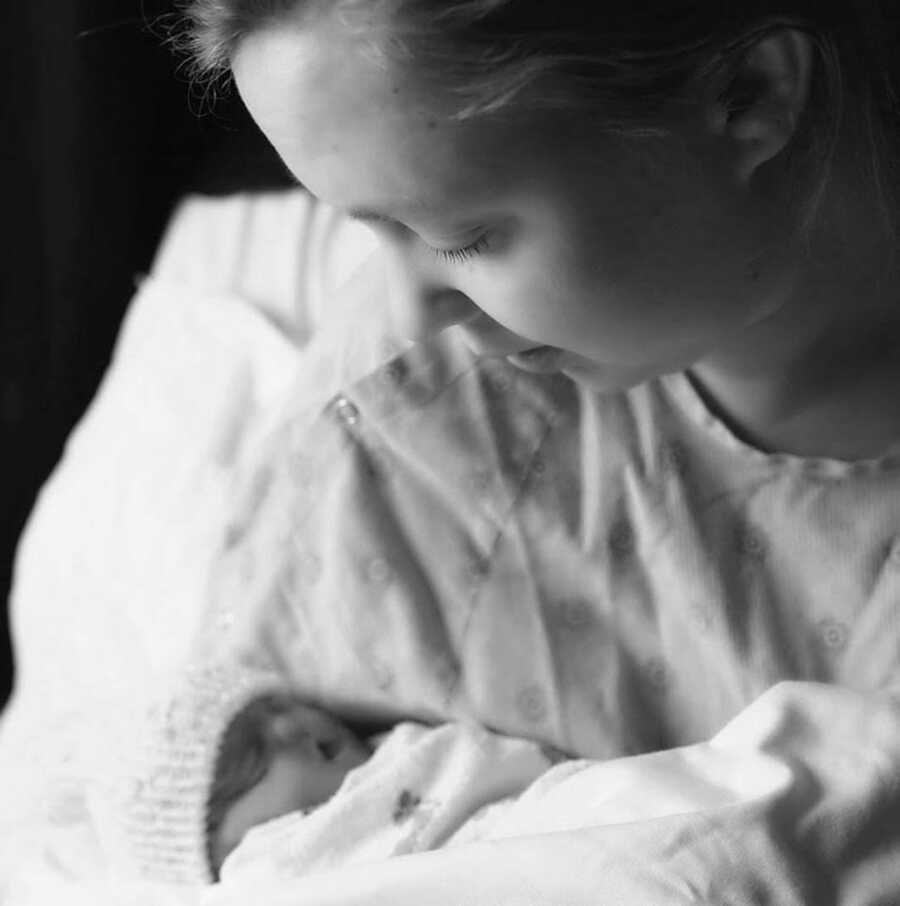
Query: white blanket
219 721 553 884
217 713 791 887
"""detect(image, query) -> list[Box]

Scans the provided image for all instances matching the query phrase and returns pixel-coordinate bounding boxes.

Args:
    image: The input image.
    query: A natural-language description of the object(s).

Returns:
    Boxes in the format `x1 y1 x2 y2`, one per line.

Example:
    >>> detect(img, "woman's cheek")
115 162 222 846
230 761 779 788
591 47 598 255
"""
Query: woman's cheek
490 243 567 334
477 275 548 342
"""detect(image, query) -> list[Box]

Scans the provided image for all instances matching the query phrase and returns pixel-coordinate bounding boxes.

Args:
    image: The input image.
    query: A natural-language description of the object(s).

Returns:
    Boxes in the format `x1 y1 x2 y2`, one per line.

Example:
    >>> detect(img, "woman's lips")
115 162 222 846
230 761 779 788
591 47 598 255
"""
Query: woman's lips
506 345 565 373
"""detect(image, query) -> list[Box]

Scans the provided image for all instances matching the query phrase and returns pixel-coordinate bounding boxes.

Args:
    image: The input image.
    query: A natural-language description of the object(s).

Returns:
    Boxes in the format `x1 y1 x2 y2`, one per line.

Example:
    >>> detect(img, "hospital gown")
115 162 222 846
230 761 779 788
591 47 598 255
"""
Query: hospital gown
188 323 900 902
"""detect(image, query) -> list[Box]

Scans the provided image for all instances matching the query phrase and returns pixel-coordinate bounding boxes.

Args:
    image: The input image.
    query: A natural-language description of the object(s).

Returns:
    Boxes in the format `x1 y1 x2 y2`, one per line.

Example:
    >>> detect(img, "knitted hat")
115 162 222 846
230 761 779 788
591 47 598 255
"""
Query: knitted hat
96 661 286 885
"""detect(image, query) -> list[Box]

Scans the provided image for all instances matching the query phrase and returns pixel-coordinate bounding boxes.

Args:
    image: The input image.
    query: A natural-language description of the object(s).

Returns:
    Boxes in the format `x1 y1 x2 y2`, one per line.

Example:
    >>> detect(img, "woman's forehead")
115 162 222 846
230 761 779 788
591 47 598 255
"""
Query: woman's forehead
232 15 558 211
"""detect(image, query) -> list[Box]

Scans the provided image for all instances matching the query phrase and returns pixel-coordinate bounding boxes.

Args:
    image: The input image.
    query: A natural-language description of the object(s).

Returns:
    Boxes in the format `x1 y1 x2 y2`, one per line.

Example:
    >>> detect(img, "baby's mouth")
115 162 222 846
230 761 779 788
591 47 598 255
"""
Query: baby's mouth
506 346 564 373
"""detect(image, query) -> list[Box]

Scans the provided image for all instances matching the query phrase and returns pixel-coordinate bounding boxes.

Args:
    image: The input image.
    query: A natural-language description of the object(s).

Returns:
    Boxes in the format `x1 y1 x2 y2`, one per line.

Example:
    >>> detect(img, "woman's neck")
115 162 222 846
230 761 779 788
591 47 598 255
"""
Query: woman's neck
689 191 900 460
688 349 900 460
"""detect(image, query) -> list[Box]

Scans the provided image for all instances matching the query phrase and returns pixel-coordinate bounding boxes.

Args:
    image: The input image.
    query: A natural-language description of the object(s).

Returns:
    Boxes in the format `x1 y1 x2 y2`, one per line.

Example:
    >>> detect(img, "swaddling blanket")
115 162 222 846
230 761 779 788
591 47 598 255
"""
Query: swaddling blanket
216 714 792 886
217 714 791 888
218 721 554 884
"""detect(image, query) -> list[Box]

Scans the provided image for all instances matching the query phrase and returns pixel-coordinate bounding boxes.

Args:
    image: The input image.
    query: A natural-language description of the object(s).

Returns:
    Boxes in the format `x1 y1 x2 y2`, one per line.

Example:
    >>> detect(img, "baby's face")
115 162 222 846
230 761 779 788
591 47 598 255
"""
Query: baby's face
213 705 371 869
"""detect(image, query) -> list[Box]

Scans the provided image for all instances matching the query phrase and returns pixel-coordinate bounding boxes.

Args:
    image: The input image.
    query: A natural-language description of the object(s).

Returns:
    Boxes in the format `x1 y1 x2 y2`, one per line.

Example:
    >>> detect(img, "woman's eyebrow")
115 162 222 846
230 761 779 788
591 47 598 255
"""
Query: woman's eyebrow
346 199 453 225
346 204 491 233
346 208 399 225
283 166 451 225
282 171 409 224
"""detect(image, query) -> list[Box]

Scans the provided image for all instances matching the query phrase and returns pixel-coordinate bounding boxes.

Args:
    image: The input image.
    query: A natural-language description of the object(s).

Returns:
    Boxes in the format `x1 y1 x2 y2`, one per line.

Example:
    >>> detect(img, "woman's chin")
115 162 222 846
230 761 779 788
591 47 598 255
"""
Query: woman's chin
504 345 661 393
560 361 656 394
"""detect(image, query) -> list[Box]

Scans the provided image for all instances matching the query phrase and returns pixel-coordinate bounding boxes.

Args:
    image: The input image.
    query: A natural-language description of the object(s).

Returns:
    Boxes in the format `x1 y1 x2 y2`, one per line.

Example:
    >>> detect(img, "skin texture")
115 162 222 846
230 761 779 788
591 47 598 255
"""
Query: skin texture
232 12 900 458
213 706 371 873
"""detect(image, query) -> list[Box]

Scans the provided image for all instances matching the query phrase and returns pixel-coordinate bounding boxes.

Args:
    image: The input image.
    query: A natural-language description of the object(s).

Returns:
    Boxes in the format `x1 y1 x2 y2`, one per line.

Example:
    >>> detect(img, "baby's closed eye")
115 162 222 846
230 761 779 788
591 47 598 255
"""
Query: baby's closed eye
315 738 342 761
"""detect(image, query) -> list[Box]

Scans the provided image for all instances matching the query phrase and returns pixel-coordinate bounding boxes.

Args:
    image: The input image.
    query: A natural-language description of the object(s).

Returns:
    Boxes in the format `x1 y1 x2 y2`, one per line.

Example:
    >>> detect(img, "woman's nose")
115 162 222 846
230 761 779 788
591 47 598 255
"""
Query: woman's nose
383 250 480 342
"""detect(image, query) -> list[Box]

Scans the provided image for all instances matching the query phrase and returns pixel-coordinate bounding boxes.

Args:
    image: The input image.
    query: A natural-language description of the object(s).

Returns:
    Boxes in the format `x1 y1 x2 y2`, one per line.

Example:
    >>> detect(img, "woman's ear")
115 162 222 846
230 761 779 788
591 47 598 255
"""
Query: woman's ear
704 28 814 184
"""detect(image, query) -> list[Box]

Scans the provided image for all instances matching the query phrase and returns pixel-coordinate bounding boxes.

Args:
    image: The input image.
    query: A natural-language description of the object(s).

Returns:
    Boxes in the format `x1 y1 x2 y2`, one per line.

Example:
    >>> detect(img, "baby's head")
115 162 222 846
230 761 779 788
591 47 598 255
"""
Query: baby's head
174 1 899 395
104 664 371 885
207 692 372 876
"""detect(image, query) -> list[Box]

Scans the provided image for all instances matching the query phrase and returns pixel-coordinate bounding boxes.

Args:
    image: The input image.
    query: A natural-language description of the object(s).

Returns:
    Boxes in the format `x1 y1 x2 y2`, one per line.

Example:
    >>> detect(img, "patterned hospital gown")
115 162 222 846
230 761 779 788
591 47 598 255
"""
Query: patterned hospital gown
163 320 900 900
192 324 900 763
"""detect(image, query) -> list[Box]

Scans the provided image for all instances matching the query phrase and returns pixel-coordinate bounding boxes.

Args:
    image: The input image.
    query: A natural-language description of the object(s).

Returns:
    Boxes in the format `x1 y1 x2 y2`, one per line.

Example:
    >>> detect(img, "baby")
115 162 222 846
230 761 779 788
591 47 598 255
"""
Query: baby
105 662 559 886
205 689 374 878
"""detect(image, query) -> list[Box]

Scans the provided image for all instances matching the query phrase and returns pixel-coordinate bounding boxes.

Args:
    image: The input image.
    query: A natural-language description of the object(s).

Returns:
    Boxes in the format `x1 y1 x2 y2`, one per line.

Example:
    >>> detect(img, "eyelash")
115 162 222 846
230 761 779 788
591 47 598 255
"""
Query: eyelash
430 234 491 264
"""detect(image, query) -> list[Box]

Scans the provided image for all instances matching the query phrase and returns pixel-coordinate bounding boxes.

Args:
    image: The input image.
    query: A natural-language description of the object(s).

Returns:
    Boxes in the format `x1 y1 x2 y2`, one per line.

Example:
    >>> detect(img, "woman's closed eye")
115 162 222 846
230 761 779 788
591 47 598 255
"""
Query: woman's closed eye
351 211 492 265
430 233 491 265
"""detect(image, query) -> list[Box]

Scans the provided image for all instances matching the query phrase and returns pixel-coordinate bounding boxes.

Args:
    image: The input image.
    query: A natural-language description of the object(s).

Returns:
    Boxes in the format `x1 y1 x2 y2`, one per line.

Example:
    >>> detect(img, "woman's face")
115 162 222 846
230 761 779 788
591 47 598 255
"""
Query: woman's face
233 11 798 392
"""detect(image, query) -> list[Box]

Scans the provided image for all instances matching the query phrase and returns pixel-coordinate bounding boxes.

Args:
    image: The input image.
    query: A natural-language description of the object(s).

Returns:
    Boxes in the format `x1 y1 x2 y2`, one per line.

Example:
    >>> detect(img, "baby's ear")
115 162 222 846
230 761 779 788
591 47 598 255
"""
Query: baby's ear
703 28 814 184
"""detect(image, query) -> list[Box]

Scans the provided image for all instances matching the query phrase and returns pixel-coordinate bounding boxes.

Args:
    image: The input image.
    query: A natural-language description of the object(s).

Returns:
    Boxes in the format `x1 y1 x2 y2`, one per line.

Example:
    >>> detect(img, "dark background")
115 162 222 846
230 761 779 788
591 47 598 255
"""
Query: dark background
1 1 293 708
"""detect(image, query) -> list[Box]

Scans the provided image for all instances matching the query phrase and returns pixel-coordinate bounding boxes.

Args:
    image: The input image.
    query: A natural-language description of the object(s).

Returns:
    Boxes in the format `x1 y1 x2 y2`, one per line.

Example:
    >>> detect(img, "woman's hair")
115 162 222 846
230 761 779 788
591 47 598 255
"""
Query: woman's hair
206 692 315 875
170 1 900 240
